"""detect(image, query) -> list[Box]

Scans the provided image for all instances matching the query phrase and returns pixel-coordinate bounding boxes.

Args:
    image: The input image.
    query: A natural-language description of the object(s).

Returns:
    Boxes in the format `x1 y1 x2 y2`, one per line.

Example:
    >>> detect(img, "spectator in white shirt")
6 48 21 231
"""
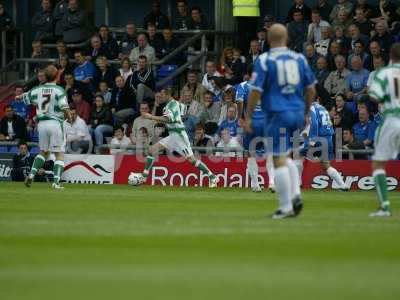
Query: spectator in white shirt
110 126 132 154
64 106 91 153
201 60 221 94
216 128 242 157
314 26 332 56
308 9 330 43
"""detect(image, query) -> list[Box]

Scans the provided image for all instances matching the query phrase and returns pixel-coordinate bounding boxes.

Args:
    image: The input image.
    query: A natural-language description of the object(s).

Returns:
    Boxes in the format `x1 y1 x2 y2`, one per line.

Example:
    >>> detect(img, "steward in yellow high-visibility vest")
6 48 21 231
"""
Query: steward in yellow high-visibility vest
232 0 260 17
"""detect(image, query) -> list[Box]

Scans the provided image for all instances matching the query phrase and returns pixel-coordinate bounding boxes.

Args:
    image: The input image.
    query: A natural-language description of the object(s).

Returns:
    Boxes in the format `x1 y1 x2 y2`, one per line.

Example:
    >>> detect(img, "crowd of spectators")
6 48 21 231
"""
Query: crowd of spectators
2 0 400 160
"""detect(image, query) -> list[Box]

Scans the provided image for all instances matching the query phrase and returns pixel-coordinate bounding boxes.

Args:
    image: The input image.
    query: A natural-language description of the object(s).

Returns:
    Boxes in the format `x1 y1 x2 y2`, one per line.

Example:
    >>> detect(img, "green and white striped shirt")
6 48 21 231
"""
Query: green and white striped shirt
23 83 69 122
368 64 400 118
163 99 187 133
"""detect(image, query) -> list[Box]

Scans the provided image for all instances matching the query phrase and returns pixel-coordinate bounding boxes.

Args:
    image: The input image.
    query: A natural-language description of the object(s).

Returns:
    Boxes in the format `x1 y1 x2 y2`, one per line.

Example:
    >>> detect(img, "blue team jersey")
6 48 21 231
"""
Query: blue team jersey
235 81 264 121
249 47 316 113
309 102 334 138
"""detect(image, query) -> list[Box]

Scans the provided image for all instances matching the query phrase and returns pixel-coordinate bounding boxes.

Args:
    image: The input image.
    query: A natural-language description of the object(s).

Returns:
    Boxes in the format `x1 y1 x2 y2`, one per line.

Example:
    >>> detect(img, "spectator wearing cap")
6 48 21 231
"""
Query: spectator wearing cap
64 105 91 153
129 33 156 68
143 0 170 29
60 0 89 43
126 55 155 104
324 55 350 97
181 70 206 103
286 0 311 23
330 0 353 23
89 94 113 151
98 25 120 60
316 0 333 22
288 9 308 53
120 22 137 58
94 56 119 90
174 0 190 30
87 35 110 62
187 6 210 30
71 89 91 124
0 106 28 142
307 9 331 44
370 21 395 54
202 61 222 95
347 40 370 70
110 75 136 125
0 3 12 30
354 7 374 37
32 0 54 42
73 50 97 93
345 56 369 102
53 0 68 39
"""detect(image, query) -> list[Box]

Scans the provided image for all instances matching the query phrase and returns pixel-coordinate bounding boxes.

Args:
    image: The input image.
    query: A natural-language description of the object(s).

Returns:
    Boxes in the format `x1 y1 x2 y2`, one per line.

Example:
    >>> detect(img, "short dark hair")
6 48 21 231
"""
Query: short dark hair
18 140 28 147
114 126 124 133
293 8 303 16
195 123 205 130
390 43 400 62
138 55 148 61
311 8 320 15
191 6 202 13
99 24 109 30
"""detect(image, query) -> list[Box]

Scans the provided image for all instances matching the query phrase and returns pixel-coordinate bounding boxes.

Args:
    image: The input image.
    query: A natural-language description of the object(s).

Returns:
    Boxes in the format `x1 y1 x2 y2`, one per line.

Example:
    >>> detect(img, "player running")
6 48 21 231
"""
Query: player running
19 65 71 189
297 98 348 191
132 88 219 187
367 43 400 217
245 24 316 219
236 67 275 193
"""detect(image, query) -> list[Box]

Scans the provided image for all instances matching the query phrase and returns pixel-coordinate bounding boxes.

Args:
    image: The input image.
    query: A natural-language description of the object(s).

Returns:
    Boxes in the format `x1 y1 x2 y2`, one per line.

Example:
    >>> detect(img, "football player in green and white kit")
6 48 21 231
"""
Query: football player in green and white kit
368 43 400 217
133 88 219 187
18 65 71 189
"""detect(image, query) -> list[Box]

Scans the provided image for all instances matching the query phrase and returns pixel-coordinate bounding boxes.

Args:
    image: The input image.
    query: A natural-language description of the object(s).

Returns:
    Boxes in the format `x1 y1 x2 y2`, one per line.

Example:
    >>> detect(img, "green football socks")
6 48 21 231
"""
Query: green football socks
143 156 155 178
30 154 45 177
53 161 64 185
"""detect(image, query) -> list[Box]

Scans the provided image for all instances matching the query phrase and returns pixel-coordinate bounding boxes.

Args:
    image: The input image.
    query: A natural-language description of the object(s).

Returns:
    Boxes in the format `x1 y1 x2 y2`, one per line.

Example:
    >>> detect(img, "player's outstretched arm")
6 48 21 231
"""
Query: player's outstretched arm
142 113 169 123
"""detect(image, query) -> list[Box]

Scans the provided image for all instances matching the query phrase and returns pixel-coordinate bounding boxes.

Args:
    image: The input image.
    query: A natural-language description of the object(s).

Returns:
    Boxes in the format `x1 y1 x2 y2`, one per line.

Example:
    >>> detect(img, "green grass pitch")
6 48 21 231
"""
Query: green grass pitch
0 182 399 300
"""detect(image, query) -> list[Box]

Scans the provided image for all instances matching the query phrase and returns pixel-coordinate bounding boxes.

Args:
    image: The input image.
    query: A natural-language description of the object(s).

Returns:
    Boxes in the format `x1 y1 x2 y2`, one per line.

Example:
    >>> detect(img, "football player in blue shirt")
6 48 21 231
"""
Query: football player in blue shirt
245 24 316 219
237 66 275 193
298 97 348 191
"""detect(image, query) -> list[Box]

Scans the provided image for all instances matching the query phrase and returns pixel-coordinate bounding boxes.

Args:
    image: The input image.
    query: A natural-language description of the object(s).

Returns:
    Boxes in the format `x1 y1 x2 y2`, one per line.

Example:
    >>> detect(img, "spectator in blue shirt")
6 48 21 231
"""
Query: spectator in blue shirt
352 106 376 148
345 55 369 102
73 50 97 93
217 104 239 138
10 86 28 120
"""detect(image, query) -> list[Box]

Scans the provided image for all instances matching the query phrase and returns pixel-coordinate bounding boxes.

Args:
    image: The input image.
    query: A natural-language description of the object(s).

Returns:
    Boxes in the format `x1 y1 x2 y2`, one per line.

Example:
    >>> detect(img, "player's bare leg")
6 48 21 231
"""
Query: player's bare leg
370 161 391 217
52 152 65 190
186 156 218 188
25 150 50 187
320 161 348 191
